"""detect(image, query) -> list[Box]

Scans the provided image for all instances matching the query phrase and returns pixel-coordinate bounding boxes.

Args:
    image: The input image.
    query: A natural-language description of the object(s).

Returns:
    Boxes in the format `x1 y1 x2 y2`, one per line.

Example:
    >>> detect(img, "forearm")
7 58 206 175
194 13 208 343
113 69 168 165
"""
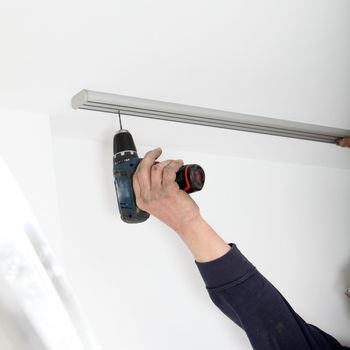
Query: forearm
174 215 231 263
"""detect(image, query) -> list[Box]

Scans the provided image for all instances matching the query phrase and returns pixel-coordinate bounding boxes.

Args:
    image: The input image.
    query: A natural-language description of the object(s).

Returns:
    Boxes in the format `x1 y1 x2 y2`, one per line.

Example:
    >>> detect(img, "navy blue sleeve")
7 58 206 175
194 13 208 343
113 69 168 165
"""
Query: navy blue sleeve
195 243 348 350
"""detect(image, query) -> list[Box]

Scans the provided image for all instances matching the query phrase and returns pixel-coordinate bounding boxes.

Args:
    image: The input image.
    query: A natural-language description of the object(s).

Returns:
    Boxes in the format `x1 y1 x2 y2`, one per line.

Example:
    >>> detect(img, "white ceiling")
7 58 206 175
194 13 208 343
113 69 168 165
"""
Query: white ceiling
1 0 350 141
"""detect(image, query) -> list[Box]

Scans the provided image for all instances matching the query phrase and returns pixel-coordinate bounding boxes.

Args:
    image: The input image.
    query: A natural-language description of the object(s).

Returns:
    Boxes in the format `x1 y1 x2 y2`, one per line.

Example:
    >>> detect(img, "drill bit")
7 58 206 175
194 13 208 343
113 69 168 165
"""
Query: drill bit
118 110 123 130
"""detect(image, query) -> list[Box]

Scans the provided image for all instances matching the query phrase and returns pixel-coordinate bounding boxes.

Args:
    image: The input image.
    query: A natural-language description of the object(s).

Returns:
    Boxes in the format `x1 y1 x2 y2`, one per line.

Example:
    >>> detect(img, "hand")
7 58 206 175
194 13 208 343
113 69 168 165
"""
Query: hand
336 137 350 148
132 148 201 232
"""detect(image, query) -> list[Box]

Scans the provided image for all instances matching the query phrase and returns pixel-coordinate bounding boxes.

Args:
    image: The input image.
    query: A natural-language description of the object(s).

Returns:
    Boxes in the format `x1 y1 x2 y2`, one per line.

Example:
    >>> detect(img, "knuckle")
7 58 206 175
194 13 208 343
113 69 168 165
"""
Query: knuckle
140 192 156 205
163 165 173 173
163 182 177 192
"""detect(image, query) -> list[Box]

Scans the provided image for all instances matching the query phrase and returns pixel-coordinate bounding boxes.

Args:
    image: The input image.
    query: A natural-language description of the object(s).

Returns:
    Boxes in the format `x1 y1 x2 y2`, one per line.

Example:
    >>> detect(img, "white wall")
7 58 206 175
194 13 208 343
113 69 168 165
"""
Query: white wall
0 109 65 349
51 117 350 349
1 0 350 130
0 326 17 350
0 109 62 259
1 0 350 348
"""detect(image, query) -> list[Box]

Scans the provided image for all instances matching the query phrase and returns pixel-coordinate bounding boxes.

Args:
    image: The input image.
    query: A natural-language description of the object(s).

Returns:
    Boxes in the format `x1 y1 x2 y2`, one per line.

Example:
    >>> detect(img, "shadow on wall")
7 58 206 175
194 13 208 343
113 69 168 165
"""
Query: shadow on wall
342 258 350 314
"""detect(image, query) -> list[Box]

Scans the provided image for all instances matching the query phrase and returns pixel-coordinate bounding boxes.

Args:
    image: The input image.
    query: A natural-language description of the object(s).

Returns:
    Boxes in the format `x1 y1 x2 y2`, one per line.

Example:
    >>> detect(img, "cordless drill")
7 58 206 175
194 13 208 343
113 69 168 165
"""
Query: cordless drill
113 128 205 223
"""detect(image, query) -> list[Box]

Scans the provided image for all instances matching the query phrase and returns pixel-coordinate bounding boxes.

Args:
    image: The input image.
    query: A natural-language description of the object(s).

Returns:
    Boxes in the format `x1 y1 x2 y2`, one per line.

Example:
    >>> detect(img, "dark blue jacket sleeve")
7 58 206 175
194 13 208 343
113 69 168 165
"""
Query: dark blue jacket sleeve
195 243 349 350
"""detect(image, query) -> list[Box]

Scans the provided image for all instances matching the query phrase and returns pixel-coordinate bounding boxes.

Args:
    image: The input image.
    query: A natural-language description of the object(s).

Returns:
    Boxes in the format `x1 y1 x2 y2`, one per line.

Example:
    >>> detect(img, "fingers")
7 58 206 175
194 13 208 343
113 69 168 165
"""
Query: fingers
134 148 162 192
133 148 184 210
162 160 184 189
336 138 344 146
151 160 173 191
336 137 350 148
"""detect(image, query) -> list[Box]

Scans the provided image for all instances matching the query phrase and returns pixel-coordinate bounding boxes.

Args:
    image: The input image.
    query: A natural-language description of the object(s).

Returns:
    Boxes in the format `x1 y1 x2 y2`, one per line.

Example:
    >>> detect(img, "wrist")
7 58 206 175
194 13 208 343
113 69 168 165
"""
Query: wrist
174 213 205 237
174 214 231 263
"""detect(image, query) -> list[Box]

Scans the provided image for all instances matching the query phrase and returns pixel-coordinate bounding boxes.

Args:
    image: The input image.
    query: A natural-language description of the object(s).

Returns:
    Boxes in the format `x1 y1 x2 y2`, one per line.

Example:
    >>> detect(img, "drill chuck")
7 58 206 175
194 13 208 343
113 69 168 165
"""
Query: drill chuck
113 129 137 154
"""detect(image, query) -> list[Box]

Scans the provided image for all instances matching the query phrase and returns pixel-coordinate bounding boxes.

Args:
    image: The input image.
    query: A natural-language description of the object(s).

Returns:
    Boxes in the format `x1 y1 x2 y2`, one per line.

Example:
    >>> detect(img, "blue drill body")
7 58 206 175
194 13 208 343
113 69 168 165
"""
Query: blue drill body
113 129 150 223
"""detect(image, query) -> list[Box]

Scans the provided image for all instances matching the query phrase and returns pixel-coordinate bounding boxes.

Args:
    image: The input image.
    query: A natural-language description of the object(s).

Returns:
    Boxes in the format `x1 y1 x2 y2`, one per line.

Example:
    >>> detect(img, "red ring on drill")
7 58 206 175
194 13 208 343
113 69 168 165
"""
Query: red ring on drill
183 165 191 192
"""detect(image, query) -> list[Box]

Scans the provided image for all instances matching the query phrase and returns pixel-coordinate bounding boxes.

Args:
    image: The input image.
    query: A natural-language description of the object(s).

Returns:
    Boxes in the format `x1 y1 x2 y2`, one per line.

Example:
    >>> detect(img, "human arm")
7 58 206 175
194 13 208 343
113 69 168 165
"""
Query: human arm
132 148 348 349
132 147 231 262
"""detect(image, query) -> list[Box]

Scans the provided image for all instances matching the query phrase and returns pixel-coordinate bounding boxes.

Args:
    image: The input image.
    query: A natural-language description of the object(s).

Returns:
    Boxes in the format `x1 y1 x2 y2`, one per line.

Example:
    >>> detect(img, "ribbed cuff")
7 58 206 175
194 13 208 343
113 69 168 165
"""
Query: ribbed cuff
195 243 256 289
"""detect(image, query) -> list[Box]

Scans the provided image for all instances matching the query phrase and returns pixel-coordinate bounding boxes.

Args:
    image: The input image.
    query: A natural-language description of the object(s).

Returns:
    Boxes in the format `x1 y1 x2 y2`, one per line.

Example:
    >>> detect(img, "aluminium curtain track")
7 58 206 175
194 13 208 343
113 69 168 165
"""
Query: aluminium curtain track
72 89 350 144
